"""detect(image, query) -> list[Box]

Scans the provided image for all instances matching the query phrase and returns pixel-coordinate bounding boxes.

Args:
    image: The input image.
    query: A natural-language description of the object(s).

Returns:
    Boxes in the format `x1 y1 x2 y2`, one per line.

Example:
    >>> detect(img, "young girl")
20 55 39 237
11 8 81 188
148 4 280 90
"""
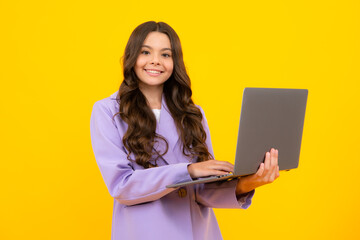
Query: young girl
90 21 279 240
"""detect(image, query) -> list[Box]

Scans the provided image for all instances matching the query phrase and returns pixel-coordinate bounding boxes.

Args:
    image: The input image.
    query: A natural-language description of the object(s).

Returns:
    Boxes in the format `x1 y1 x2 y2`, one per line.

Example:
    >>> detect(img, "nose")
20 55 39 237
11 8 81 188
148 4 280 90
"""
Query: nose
150 53 160 65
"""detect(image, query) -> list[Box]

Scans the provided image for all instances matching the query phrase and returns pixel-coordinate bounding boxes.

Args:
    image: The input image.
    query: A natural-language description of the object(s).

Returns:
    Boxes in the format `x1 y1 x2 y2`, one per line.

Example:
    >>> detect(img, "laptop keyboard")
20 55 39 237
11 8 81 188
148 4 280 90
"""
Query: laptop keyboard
217 173 233 178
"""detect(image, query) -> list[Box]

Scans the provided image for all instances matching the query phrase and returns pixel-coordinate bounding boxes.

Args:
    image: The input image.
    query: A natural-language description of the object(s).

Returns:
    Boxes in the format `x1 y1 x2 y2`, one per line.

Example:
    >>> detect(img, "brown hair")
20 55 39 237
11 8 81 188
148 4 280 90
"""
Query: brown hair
114 21 212 168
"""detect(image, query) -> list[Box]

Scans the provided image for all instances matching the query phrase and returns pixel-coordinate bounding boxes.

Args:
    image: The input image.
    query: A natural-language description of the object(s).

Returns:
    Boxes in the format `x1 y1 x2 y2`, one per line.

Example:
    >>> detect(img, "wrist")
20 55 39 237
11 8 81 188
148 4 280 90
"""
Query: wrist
187 164 195 179
236 177 252 195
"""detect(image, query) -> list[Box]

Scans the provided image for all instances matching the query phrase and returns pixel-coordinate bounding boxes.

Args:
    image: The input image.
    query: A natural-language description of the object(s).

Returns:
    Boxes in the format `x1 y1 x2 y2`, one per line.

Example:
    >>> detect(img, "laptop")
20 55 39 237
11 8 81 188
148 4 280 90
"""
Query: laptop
166 87 308 188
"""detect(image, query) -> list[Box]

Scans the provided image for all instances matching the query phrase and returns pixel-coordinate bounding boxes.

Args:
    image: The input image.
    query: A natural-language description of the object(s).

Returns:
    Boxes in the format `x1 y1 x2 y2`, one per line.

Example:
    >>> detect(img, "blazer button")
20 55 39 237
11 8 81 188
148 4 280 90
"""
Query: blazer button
178 188 187 198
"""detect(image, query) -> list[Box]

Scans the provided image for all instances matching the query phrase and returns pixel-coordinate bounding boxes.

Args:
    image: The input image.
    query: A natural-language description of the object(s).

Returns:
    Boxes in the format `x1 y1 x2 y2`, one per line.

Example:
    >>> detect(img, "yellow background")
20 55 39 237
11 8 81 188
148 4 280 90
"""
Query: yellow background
1 0 359 239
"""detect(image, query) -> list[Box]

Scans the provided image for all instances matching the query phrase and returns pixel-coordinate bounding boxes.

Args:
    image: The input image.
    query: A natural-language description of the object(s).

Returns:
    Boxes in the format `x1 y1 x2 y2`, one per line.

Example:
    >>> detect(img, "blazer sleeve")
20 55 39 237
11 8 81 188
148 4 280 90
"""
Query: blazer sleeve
90 100 193 206
194 106 255 209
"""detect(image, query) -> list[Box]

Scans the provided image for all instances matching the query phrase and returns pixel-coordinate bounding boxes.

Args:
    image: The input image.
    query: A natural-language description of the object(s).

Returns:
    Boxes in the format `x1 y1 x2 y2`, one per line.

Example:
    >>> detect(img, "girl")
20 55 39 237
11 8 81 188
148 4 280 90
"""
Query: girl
90 21 279 240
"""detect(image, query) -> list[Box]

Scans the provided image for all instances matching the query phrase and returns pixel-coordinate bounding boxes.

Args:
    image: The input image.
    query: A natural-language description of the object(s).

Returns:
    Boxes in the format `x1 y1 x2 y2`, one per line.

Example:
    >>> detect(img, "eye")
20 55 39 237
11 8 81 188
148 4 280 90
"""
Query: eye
141 50 150 55
162 53 171 58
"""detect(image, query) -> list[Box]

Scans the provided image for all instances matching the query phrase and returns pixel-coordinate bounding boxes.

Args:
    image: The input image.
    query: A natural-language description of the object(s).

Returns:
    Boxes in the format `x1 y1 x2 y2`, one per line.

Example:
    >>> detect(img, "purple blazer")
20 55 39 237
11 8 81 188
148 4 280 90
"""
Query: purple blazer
90 91 255 240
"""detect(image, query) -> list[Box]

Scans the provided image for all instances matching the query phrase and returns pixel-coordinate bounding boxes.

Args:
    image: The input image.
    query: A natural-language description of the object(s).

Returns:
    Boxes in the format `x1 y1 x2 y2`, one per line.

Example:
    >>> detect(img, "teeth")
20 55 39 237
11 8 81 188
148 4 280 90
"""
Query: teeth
146 70 161 74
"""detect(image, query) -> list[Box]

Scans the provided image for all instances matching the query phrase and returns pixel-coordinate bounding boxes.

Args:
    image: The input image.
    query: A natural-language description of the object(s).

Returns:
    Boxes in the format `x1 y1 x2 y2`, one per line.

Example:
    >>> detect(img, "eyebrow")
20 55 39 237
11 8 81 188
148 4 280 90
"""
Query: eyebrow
142 45 172 51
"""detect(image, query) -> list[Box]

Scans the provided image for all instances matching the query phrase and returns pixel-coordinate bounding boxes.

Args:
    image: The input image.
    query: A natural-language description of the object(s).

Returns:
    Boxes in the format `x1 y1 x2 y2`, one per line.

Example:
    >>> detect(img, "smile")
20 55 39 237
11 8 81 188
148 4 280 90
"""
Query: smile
144 69 163 76
145 69 163 74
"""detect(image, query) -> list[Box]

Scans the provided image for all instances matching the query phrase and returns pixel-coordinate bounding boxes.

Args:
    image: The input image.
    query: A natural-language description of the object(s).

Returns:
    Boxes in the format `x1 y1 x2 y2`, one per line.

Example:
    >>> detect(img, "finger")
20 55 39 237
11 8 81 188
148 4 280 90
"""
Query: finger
213 160 234 169
269 149 277 180
264 151 271 173
270 148 277 169
256 163 265 177
220 162 235 172
210 170 233 176
210 161 234 172
210 165 234 173
273 149 279 179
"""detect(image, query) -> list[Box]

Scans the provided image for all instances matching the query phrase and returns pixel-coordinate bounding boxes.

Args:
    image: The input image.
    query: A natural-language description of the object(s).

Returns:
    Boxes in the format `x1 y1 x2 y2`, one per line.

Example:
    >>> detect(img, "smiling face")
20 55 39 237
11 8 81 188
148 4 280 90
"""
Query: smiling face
134 31 174 92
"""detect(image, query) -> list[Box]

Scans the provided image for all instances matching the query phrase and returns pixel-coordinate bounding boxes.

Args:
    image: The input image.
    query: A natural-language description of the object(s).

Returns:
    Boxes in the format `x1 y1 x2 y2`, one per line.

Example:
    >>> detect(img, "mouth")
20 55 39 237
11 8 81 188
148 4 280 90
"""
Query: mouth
144 69 164 76
145 69 164 74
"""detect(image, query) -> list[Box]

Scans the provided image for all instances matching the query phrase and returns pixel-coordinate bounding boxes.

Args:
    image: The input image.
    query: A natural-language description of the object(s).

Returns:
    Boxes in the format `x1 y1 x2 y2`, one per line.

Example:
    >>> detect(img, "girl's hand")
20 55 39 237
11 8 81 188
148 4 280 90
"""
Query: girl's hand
187 160 234 179
236 148 280 195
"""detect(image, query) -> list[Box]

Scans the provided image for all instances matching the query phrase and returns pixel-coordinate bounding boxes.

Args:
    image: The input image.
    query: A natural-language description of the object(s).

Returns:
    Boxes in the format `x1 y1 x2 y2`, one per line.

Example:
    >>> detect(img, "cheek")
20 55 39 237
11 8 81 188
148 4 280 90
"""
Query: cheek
165 60 174 74
134 62 144 78
135 56 146 70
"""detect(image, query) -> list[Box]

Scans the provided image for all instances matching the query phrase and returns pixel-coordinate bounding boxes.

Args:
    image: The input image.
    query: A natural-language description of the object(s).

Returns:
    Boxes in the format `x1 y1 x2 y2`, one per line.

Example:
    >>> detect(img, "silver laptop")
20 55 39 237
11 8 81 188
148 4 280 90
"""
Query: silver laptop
166 87 308 188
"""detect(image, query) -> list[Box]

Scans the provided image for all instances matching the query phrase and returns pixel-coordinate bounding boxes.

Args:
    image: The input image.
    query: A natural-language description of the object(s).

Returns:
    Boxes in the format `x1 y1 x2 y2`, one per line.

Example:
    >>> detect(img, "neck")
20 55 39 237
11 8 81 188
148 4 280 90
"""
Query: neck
139 84 163 109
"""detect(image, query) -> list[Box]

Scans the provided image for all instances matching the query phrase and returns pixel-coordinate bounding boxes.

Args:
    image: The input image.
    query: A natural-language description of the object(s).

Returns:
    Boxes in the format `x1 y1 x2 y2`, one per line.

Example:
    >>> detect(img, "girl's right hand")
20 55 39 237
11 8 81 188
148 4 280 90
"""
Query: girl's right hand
187 160 234 179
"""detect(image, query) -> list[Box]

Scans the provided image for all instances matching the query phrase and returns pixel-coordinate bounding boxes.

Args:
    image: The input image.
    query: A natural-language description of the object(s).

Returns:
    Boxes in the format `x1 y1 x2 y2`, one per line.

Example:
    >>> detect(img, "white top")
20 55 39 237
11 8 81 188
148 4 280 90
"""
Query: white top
152 109 161 123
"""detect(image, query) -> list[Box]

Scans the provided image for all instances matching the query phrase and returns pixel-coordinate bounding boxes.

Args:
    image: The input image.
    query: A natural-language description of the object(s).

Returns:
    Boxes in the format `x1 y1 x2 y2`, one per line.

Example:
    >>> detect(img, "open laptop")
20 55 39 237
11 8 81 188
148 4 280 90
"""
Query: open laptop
166 87 308 188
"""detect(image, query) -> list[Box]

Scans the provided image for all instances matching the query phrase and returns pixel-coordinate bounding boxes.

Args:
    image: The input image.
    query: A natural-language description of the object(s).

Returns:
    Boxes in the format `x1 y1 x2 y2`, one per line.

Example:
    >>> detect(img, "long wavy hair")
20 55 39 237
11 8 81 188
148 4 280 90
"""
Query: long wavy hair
114 21 212 168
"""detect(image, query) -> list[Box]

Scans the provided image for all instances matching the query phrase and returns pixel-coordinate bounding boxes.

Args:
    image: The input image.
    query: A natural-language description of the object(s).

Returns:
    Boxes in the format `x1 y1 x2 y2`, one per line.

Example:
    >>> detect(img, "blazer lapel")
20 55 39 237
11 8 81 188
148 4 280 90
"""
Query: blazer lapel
154 96 183 165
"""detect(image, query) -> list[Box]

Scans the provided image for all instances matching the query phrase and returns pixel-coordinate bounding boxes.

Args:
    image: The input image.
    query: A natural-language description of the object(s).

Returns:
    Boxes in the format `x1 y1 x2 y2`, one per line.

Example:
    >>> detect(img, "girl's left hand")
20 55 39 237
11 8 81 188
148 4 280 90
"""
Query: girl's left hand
236 148 280 195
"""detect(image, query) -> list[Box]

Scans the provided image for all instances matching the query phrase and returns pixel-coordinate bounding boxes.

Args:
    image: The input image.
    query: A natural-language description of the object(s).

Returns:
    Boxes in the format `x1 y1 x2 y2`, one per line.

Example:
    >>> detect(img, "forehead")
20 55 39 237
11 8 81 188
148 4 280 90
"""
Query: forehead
142 32 171 49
